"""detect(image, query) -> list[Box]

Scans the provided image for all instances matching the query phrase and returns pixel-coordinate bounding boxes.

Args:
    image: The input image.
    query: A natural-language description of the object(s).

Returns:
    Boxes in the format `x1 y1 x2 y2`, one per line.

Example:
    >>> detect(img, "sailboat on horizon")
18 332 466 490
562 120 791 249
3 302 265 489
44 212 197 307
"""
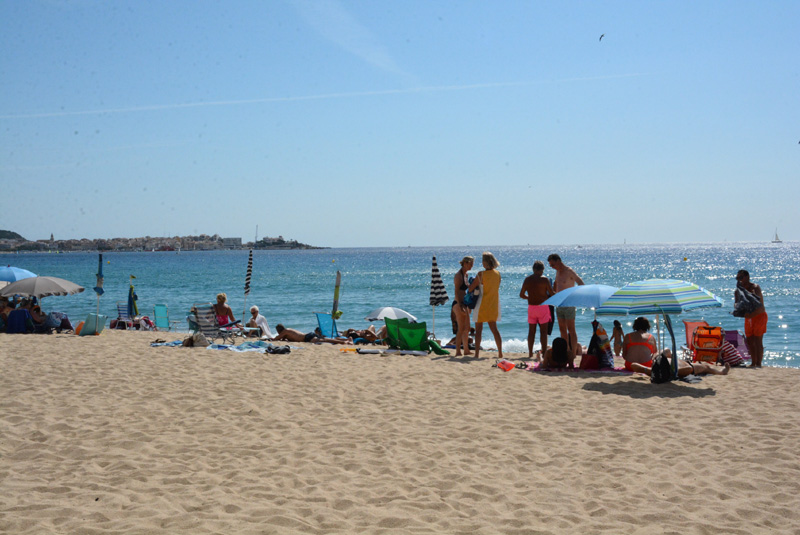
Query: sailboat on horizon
772 228 782 244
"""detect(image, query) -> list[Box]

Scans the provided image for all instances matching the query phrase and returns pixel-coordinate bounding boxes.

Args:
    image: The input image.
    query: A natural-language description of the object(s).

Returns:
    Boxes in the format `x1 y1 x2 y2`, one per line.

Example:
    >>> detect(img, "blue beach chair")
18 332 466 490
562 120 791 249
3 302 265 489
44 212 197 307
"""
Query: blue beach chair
79 313 107 336
315 312 340 338
153 304 180 331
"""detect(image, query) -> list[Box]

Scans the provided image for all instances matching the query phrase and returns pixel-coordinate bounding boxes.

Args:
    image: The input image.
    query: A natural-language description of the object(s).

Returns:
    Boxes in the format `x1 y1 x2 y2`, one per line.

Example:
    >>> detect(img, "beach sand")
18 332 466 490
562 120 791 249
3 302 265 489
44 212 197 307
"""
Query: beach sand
2 330 799 534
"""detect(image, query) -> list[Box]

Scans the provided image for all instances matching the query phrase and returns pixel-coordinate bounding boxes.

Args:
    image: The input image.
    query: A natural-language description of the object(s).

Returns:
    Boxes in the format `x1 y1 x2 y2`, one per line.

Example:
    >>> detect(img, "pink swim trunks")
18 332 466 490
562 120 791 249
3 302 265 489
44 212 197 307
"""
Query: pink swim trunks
528 305 551 325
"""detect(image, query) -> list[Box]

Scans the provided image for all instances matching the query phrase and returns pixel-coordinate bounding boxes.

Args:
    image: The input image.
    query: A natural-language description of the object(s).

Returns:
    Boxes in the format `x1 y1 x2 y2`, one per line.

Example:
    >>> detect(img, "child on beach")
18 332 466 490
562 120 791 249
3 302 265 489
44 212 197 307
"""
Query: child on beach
611 320 624 356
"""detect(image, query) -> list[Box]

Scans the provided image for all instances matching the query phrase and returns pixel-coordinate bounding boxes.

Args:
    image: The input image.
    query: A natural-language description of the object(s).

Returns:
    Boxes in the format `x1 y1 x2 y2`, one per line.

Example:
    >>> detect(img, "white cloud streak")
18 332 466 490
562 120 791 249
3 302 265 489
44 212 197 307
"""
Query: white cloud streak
0 73 648 119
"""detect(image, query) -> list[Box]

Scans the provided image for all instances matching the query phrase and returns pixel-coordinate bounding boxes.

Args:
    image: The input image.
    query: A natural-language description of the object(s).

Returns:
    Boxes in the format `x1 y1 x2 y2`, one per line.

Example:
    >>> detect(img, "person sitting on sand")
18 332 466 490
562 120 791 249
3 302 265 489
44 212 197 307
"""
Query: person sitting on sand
213 293 240 326
273 324 350 344
621 317 661 372
629 358 731 377
245 305 274 339
0 297 16 321
540 337 577 370
20 298 45 325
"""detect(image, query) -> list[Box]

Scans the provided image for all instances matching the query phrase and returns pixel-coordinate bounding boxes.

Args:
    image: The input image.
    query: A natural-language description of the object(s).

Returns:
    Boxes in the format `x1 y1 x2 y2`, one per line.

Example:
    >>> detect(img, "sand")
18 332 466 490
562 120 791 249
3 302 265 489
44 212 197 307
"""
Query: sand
2 329 799 534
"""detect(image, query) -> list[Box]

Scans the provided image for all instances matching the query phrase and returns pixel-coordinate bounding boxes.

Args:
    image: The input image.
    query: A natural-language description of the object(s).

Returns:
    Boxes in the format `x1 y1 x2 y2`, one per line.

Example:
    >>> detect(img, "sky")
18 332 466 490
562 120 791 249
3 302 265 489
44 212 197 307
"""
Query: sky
1 0 798 247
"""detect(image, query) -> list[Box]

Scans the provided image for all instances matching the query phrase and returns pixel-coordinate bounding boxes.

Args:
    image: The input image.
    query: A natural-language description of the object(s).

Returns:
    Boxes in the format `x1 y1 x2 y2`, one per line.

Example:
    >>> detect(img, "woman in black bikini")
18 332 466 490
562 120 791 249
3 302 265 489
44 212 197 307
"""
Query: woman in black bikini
453 256 474 357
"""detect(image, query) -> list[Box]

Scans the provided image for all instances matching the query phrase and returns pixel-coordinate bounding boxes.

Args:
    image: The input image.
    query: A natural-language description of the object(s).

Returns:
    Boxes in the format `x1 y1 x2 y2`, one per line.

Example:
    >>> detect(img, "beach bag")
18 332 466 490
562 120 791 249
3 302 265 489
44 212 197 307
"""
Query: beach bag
650 354 674 384
733 284 761 317
579 353 599 370
463 277 480 309
192 332 210 347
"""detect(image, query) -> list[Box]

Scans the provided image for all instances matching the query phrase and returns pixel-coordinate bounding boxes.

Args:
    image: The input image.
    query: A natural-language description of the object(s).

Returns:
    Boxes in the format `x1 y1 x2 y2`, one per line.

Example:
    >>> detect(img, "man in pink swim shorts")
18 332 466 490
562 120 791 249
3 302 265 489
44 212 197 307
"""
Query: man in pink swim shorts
519 261 555 360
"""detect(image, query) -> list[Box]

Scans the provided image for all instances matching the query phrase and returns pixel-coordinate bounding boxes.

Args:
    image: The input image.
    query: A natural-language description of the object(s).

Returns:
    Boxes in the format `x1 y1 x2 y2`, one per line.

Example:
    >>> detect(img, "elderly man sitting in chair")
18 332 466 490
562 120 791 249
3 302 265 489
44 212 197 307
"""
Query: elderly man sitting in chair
245 305 274 339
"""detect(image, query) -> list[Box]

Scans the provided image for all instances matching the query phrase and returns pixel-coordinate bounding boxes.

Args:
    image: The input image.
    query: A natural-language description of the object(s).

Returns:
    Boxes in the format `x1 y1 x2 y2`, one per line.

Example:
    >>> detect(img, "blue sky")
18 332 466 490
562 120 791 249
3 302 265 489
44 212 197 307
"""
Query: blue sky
1 0 798 247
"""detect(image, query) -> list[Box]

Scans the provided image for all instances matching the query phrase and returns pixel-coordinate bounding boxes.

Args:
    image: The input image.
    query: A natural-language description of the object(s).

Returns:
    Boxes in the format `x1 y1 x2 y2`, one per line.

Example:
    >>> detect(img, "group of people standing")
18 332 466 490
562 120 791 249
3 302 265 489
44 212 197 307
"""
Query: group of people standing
451 253 769 369
451 252 585 360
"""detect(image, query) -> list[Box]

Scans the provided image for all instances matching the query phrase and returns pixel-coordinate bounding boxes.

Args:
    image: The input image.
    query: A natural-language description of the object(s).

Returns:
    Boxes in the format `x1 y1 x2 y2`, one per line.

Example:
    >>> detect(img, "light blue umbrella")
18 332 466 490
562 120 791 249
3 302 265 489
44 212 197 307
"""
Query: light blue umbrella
543 284 619 309
0 266 37 283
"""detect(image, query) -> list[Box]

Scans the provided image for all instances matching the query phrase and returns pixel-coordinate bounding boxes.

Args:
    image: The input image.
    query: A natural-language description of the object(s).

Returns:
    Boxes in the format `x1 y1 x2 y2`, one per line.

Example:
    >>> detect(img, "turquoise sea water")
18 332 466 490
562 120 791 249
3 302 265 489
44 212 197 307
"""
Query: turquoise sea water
3 243 798 367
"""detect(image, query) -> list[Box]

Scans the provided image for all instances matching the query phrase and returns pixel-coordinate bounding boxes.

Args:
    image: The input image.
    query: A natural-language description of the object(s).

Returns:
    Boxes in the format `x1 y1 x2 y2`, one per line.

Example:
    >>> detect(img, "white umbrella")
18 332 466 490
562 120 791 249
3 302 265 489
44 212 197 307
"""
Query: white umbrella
364 306 417 323
0 276 84 298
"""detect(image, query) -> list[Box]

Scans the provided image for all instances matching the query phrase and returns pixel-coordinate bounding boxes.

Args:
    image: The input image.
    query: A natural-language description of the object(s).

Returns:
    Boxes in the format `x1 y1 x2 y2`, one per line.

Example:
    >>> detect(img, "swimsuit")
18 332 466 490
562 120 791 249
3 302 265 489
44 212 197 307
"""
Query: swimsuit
527 305 551 325
304 332 320 342
556 306 576 320
745 310 768 337
623 334 657 371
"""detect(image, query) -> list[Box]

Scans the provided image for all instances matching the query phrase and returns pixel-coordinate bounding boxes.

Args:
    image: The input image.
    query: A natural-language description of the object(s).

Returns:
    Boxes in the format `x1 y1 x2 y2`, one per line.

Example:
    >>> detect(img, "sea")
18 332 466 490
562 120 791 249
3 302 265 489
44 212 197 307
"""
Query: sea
3 242 798 367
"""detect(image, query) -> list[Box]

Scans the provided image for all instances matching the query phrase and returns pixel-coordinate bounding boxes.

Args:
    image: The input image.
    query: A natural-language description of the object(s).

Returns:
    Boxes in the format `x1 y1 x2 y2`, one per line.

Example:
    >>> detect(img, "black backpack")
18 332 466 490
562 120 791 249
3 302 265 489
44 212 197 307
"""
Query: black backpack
650 354 674 384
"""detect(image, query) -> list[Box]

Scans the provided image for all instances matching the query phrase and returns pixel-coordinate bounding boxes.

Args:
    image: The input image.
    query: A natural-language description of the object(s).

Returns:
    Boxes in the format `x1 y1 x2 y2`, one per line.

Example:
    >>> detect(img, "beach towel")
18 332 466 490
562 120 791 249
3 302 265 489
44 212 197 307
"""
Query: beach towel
733 284 761 317
529 362 632 374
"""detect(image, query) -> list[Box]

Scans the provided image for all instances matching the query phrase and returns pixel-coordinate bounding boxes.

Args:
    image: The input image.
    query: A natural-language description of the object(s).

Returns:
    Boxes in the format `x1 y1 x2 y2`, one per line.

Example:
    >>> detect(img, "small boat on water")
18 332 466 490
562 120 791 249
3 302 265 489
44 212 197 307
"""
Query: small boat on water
772 229 782 244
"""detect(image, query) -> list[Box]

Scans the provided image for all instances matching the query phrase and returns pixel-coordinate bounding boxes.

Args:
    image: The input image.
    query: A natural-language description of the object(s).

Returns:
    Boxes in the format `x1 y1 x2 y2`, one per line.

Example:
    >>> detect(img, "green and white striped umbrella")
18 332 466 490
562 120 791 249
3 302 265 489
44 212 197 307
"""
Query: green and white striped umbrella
596 279 723 316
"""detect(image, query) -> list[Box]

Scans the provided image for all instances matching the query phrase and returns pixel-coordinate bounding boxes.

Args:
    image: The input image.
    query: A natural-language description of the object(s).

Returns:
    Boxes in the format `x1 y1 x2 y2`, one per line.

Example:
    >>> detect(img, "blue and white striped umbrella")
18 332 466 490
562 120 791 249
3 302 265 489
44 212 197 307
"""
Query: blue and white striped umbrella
596 279 723 316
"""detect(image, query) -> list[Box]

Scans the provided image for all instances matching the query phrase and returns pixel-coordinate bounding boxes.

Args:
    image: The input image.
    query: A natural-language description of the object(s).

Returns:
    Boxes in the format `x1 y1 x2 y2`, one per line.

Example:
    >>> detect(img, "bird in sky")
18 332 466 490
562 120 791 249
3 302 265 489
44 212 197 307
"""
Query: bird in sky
599 34 605 41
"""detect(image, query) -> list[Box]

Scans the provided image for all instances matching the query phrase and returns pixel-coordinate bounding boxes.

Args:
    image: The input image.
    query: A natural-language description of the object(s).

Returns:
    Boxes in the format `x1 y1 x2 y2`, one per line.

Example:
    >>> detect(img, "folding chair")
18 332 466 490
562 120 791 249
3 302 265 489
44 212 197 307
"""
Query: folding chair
314 312 340 338
397 321 430 352
115 301 136 329
190 303 242 344
384 317 410 349
153 304 180 331
79 313 108 336
681 320 710 360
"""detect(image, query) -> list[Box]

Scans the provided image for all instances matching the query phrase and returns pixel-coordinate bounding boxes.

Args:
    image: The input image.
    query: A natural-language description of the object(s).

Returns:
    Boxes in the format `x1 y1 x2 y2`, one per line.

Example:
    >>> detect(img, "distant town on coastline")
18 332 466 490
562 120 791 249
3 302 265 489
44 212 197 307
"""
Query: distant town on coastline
0 230 322 252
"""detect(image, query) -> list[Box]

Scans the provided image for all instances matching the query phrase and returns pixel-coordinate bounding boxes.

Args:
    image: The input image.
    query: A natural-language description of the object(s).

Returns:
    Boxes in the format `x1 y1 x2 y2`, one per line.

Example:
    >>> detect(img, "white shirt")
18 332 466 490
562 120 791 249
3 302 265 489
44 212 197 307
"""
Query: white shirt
252 313 274 339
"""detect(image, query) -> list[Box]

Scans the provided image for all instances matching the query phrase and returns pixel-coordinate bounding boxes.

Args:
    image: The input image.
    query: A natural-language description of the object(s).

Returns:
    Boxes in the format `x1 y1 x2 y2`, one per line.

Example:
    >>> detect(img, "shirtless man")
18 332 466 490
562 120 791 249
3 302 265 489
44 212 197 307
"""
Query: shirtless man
735 269 767 367
547 254 584 359
273 324 349 344
519 260 555 360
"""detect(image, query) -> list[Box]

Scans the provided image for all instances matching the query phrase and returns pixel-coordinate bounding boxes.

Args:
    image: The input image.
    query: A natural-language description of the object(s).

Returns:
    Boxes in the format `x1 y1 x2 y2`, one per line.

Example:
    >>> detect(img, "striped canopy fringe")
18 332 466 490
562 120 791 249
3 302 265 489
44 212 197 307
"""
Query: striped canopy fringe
596 279 723 316
244 249 253 296
430 256 449 306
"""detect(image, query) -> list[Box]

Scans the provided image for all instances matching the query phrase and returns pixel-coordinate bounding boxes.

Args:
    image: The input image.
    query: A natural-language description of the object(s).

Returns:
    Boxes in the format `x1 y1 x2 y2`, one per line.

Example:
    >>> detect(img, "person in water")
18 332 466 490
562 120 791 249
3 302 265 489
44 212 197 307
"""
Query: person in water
610 320 624 356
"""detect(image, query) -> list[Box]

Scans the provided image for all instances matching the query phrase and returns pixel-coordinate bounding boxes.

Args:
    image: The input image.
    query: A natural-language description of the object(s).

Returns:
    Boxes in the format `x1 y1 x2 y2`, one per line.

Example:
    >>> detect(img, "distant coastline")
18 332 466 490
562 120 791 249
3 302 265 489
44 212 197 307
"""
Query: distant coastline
0 230 324 253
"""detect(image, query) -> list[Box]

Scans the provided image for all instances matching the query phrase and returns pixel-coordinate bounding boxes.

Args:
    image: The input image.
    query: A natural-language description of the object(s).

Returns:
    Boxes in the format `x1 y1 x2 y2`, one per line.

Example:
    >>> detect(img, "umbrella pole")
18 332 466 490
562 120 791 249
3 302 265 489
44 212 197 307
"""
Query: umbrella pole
431 306 435 339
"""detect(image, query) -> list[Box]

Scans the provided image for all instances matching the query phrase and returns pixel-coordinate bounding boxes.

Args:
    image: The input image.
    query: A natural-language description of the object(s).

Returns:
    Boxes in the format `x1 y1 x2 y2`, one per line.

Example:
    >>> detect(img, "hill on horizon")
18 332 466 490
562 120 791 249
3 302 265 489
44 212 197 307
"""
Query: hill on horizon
0 230 25 240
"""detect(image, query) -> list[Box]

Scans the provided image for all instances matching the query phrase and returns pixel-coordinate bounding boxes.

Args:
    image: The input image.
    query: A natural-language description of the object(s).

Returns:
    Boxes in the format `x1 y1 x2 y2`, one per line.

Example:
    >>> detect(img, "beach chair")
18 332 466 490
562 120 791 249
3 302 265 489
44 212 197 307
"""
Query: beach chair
153 304 180 331
114 301 135 329
681 320 710 360
314 312 340 338
190 303 242 344
78 313 107 336
691 326 725 363
397 321 430 352
6 309 34 334
724 329 751 363
384 317 410 349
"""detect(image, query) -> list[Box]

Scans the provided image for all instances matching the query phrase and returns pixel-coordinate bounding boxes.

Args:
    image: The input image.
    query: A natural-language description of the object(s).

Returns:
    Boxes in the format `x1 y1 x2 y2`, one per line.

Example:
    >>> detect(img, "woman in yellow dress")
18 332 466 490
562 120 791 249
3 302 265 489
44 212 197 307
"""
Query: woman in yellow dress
468 252 502 359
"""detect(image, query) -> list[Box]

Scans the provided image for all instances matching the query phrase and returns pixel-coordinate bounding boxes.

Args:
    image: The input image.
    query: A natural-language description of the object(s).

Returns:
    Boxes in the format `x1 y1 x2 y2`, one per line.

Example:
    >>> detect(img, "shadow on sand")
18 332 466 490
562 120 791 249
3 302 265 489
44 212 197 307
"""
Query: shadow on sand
582 380 716 399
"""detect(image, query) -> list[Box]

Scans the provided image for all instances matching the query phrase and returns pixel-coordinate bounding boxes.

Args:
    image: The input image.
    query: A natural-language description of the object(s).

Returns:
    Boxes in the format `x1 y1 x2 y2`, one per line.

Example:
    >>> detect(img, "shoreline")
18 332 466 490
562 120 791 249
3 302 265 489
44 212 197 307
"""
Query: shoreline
2 329 800 533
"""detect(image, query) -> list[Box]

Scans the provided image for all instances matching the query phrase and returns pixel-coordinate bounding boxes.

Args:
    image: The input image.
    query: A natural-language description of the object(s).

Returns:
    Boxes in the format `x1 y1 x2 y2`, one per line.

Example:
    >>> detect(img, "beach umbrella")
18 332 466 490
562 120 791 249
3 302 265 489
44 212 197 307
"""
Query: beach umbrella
242 249 253 319
93 254 104 314
364 306 417 323
596 279 723 316
0 276 84 298
429 256 449 336
127 275 138 318
0 266 37 283
596 278 723 353
543 284 619 310
332 270 342 319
